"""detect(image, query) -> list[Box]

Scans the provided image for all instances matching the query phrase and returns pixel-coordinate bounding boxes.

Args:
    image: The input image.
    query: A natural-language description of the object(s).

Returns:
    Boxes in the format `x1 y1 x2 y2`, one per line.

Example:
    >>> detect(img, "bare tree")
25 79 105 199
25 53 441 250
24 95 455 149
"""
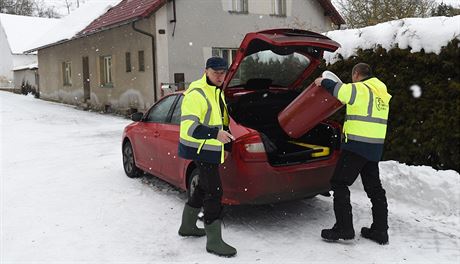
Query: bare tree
431 2 460 17
337 0 437 28
0 0 60 17
0 0 35 15
34 0 60 18
64 0 71 14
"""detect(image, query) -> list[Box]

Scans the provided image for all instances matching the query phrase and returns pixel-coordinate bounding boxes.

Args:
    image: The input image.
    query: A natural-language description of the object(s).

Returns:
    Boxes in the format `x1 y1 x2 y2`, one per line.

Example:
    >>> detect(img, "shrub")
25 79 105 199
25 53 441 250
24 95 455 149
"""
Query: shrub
20 80 38 97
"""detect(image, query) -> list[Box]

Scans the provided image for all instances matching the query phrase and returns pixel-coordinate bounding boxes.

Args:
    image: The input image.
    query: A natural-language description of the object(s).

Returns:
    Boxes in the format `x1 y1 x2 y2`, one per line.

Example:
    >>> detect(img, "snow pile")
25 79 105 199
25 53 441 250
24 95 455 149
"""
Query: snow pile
28 0 122 51
323 15 460 64
0 14 59 54
379 161 460 216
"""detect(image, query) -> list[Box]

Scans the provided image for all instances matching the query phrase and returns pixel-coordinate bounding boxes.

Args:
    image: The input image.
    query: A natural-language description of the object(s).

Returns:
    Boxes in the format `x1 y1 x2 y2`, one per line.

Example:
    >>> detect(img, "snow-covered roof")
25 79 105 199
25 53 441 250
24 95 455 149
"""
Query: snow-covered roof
27 0 122 52
323 15 460 64
13 62 38 71
0 13 59 54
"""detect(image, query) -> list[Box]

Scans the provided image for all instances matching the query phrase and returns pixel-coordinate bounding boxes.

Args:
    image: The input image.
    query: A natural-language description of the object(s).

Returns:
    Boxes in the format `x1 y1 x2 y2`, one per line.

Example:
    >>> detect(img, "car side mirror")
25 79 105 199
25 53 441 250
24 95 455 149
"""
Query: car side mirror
131 112 144 122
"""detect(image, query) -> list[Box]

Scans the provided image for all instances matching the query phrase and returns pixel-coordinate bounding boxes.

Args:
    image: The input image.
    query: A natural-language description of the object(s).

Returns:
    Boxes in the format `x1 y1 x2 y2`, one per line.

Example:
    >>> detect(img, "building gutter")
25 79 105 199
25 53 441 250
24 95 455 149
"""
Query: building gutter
132 20 158 102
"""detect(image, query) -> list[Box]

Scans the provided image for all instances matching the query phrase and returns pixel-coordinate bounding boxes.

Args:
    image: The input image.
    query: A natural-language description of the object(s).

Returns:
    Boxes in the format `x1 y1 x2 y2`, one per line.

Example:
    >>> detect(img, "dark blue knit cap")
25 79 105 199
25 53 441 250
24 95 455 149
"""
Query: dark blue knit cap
205 57 228 71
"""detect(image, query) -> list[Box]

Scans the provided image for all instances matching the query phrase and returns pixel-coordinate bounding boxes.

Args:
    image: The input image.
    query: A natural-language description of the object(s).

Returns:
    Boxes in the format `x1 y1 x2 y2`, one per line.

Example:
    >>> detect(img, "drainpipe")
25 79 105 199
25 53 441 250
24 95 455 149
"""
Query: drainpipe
170 0 177 37
132 20 158 102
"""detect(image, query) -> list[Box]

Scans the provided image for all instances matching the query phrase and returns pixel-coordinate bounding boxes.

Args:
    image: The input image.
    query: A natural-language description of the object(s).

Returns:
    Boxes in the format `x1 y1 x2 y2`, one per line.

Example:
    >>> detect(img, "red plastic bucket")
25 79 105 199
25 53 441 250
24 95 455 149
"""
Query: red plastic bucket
278 83 343 138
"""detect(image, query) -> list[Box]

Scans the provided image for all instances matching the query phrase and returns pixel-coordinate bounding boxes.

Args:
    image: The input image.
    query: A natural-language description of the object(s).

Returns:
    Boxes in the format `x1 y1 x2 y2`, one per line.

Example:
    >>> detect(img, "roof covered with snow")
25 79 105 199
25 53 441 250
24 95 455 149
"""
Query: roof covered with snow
323 15 460 64
0 14 59 54
13 62 38 71
26 0 122 52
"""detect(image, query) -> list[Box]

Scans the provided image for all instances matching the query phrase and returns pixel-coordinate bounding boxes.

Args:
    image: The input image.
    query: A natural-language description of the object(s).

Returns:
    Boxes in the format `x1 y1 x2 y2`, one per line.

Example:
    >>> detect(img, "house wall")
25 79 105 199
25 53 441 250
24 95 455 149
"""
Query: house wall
0 25 13 88
158 0 336 86
38 18 156 111
13 69 37 89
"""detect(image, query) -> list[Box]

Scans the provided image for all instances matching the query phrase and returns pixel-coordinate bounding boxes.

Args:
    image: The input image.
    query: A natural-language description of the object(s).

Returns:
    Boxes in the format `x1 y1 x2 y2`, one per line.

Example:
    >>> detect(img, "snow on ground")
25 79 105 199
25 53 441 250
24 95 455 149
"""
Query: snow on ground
323 15 460 64
1 91 459 263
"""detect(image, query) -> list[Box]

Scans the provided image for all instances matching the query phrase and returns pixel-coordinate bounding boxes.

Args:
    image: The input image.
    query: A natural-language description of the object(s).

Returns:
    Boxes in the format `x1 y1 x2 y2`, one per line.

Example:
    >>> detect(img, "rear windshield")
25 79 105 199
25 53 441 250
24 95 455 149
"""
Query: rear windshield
228 50 310 88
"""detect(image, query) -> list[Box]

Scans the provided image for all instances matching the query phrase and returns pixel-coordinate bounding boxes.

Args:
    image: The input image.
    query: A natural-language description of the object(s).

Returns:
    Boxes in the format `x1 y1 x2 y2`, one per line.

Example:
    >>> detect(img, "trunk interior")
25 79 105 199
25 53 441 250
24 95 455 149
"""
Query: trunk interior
228 87 341 166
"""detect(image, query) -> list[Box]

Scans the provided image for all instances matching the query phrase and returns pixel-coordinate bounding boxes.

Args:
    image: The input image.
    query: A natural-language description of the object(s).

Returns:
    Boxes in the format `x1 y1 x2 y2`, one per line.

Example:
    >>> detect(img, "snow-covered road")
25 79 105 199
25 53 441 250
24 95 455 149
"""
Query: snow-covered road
1 91 459 263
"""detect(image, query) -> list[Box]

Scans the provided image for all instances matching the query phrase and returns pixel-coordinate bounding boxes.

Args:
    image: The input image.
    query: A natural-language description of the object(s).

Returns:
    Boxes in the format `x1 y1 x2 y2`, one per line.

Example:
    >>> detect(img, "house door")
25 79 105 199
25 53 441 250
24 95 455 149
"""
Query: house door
82 56 90 101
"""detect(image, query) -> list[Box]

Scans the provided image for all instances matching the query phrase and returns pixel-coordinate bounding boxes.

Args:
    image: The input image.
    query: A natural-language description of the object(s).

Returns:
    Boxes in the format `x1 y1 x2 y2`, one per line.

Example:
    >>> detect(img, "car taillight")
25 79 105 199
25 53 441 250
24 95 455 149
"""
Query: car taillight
245 142 265 153
235 132 267 162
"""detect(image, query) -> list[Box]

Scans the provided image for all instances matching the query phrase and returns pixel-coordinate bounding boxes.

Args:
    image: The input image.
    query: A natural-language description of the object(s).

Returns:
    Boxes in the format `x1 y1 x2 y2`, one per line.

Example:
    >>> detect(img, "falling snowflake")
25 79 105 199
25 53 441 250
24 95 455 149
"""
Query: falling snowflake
409 84 422 98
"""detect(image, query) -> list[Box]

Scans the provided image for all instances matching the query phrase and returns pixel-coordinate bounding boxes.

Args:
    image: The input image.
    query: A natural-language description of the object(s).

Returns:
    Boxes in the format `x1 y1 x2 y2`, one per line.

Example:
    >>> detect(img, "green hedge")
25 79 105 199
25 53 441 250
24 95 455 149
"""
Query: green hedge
311 39 460 171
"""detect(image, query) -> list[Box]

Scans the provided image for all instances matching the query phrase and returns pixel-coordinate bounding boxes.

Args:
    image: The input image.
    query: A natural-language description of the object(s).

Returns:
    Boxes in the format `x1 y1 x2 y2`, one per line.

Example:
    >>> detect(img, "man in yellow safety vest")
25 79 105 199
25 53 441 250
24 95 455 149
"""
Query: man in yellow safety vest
177 57 236 257
315 63 391 245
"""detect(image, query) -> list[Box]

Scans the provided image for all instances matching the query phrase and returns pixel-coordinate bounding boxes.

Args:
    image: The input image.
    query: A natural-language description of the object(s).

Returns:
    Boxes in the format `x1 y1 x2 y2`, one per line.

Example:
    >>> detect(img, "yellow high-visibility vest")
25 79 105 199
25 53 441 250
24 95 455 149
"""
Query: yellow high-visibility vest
179 74 229 163
333 77 391 144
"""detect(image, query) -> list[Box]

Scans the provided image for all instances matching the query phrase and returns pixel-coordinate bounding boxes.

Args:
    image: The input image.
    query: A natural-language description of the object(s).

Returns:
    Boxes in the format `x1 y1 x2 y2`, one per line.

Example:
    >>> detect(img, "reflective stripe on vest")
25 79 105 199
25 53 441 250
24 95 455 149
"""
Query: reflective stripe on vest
180 107 223 138
346 134 385 144
179 138 222 151
345 115 388 124
189 88 212 125
334 82 357 105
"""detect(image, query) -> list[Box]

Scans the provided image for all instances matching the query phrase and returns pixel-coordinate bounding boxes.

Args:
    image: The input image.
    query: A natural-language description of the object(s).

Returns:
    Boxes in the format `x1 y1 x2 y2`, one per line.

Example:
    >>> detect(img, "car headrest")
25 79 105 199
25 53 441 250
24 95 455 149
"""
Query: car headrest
245 78 272 90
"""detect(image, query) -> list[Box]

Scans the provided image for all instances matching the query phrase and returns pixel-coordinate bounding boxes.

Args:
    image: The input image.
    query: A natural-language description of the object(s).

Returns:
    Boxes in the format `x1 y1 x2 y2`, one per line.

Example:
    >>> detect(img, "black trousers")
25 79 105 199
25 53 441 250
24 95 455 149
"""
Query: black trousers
331 150 388 231
187 161 223 225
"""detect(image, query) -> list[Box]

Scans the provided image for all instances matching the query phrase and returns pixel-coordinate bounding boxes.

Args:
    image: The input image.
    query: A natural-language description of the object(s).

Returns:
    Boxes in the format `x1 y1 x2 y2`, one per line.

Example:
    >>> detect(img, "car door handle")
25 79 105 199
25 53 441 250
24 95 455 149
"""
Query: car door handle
153 131 160 137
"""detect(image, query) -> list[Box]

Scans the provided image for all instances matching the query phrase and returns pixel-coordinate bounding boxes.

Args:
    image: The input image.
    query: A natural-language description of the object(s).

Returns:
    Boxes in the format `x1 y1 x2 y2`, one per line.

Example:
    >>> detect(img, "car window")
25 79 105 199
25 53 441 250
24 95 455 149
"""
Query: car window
146 95 177 123
229 50 310 87
170 96 183 125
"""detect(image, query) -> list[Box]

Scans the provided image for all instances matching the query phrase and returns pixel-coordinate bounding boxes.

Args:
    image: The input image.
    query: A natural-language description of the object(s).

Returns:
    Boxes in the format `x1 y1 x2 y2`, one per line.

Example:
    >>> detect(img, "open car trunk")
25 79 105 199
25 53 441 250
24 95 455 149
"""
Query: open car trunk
228 88 341 166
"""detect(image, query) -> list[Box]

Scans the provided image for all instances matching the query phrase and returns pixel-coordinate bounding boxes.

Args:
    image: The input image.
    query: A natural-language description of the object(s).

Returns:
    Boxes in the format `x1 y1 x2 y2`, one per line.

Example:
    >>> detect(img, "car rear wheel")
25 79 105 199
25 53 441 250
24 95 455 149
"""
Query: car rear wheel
187 168 200 200
123 140 142 178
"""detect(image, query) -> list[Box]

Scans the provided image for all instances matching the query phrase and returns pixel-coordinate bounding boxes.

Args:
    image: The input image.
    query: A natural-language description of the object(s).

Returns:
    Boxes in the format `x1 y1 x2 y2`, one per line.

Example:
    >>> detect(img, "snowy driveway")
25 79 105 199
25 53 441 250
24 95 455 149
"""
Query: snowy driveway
1 92 459 263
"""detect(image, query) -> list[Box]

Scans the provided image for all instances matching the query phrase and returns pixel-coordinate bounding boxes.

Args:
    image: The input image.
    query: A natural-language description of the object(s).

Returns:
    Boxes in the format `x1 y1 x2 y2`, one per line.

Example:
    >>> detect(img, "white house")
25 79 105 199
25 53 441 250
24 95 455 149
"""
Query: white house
27 0 345 113
0 13 59 89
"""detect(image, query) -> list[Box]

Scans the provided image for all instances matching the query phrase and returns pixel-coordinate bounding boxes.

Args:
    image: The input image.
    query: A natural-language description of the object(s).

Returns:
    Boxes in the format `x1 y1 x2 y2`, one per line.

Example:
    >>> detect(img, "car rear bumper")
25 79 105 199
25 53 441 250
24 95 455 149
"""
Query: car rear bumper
220 151 340 205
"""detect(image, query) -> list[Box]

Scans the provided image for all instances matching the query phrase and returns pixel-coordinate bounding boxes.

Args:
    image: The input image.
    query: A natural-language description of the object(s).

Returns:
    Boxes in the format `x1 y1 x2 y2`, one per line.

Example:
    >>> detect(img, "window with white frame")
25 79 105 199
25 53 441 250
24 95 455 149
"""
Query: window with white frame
212 47 237 66
62 61 72 86
231 0 248 13
272 0 286 16
100 55 113 87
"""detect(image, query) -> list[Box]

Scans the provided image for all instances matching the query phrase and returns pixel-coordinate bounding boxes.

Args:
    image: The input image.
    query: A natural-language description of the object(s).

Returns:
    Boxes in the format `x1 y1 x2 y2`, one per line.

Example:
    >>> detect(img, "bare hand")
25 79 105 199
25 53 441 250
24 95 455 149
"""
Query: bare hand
314 77 324 87
217 130 234 144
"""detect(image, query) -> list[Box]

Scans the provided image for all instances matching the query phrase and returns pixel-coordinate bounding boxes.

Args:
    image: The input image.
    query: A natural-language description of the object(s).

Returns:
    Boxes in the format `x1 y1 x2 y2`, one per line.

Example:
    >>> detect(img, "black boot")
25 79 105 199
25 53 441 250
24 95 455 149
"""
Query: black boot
321 202 355 241
361 226 388 245
321 224 355 241
361 186 389 244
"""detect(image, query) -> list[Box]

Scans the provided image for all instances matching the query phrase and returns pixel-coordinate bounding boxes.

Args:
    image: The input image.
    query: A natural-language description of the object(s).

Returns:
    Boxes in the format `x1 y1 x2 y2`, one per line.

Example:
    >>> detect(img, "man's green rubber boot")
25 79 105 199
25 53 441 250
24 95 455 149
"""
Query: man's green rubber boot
178 204 205 237
204 220 237 257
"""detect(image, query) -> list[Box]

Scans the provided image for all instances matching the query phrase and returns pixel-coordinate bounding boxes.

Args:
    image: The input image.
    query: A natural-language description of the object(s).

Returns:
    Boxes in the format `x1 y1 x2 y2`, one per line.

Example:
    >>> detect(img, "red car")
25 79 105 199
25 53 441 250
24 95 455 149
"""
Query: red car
122 29 342 205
